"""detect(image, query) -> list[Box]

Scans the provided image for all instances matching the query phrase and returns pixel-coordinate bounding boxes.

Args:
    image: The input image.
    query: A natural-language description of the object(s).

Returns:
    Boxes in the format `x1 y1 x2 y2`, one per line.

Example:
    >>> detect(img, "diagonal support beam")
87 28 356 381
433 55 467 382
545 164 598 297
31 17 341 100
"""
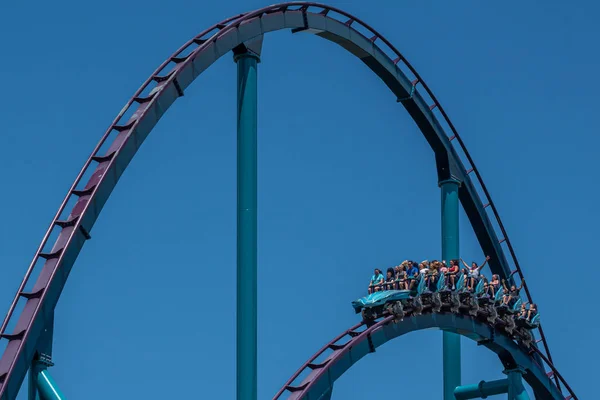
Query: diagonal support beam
36 370 66 400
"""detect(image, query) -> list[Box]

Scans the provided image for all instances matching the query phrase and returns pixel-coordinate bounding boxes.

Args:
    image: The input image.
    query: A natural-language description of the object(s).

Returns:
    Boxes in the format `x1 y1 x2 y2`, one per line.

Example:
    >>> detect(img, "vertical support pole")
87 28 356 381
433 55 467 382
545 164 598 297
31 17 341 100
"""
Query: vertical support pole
234 37 262 400
28 364 41 400
440 178 461 400
506 368 530 400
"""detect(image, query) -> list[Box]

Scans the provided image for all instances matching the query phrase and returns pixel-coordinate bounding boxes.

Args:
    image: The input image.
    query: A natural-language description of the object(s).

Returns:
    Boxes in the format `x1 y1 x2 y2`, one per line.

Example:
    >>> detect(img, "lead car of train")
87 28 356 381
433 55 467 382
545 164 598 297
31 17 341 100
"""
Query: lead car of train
351 272 540 348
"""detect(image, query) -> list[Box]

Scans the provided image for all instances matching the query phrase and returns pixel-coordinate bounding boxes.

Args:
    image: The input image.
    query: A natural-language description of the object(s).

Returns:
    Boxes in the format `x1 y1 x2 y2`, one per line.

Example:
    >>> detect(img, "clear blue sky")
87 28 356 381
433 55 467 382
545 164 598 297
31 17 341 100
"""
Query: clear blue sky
0 0 597 398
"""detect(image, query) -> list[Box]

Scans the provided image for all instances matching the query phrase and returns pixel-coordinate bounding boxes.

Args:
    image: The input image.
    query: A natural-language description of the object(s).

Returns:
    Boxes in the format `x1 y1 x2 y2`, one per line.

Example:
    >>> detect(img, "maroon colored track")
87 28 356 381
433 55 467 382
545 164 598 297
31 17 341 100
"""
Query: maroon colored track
273 314 573 399
0 2 575 399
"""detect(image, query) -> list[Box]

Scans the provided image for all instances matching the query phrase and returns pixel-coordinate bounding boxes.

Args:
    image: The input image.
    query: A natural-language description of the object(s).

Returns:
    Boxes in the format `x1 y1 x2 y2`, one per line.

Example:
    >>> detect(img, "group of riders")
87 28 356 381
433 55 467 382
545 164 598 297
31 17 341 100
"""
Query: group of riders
367 257 538 322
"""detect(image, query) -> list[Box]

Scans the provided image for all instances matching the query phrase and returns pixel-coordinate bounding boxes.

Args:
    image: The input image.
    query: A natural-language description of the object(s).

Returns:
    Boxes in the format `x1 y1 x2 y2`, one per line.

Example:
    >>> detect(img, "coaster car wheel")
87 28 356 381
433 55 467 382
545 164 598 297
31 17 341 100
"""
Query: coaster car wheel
486 305 498 324
432 292 442 313
362 308 376 323
497 304 508 316
459 292 471 304
413 297 423 316
450 292 461 313
503 314 516 334
468 296 479 317
389 301 405 322
441 291 452 305
518 327 533 348
419 293 432 306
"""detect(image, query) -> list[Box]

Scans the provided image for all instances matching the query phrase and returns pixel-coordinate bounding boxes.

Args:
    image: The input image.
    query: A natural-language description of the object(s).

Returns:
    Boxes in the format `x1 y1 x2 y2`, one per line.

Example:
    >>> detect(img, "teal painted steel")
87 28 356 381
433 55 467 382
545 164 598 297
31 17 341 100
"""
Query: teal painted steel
506 368 530 400
36 371 65 400
474 277 485 295
28 368 40 400
440 178 461 400
351 290 411 312
235 48 260 400
29 319 54 400
440 178 461 260
321 386 333 400
443 332 461 399
0 6 571 400
454 379 509 399
278 313 563 400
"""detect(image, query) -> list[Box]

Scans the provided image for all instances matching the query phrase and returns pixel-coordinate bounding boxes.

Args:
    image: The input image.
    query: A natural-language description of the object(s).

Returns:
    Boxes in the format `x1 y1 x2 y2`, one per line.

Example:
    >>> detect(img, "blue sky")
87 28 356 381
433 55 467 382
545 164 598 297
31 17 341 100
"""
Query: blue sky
0 0 597 399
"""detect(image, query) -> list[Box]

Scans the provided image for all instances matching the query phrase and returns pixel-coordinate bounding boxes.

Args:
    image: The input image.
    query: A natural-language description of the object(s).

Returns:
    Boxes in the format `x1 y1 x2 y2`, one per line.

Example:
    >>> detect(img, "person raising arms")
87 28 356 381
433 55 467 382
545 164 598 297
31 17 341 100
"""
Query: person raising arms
461 256 490 291
501 278 525 305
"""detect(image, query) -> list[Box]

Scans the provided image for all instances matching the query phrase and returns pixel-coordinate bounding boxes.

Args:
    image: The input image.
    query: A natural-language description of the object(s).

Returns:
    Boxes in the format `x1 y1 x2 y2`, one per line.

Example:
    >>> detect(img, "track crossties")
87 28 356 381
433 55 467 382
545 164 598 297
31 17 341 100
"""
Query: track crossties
272 313 563 400
0 3 575 399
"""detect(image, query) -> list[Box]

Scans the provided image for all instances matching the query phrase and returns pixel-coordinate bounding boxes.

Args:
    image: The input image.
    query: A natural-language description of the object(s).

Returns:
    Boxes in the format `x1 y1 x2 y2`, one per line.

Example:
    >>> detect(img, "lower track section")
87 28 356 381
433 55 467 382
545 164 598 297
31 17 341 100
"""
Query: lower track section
273 312 563 400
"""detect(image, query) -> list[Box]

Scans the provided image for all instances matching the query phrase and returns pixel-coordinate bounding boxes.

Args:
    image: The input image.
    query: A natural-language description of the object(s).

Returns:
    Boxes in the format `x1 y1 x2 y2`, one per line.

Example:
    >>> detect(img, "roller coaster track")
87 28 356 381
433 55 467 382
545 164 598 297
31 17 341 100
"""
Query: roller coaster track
272 313 574 400
0 2 576 399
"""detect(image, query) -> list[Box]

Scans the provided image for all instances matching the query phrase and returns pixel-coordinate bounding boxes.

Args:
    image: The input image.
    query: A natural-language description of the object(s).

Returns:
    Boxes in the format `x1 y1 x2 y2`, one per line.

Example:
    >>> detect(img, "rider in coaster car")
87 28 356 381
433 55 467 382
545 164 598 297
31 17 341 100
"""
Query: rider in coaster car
427 260 440 291
526 303 537 321
419 260 430 289
439 260 448 275
490 274 501 293
394 265 407 290
368 268 384 294
517 302 529 318
461 256 490 292
385 268 395 290
501 278 525 306
482 277 495 297
405 261 420 290
446 259 460 290
419 260 430 276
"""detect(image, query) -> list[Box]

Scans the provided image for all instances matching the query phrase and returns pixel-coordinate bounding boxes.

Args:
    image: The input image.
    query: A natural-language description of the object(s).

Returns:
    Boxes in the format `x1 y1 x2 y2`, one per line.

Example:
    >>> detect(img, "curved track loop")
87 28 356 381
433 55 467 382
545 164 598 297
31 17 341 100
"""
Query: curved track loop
0 2 573 399
272 314 565 400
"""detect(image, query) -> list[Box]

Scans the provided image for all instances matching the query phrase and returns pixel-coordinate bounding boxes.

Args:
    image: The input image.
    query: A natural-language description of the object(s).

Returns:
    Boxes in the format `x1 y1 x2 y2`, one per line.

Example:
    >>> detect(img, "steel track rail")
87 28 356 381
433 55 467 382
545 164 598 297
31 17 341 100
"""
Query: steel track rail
0 2 573 398
272 322 365 399
531 346 578 400
272 313 570 400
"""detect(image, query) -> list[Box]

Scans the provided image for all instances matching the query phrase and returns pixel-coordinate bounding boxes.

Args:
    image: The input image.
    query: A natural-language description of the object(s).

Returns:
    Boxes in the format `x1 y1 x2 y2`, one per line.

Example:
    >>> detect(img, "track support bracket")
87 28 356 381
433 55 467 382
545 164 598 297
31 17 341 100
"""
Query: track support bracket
79 225 91 240
504 367 530 400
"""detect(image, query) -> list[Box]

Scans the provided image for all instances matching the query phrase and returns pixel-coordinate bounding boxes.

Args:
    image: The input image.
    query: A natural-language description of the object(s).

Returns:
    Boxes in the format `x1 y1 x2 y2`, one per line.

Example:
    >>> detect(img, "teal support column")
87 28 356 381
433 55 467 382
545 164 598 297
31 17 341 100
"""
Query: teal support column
28 364 41 400
36 369 66 400
234 37 262 400
440 178 461 399
506 368 530 400
454 379 509 399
